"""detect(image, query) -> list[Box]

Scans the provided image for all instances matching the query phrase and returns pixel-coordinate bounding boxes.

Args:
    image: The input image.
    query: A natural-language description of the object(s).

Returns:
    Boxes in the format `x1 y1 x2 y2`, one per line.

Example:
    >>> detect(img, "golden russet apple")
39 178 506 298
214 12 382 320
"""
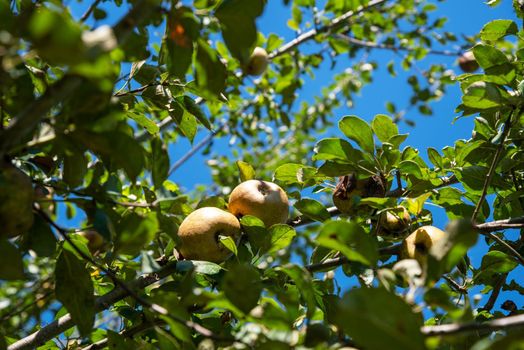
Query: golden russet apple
458 51 479 73
400 225 447 265
177 207 241 263
228 180 289 228
245 47 269 76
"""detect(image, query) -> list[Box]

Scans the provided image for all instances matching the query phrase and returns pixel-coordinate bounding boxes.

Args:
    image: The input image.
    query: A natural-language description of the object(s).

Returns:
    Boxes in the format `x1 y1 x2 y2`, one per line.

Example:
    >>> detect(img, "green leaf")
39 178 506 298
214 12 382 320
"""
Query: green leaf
223 263 262 313
480 20 518 42
127 112 159 135
472 44 510 69
179 95 211 130
55 250 95 336
236 160 256 181
215 0 265 62
195 39 227 97
339 115 375 154
317 221 378 266
268 224 296 254
240 215 269 253
372 114 398 143
160 7 198 79
219 235 238 256
106 330 139 349
334 288 425 350
427 148 443 169
22 215 56 257
427 220 478 281
277 264 316 318
176 260 223 274
170 100 198 143
294 198 330 222
63 151 88 188
115 212 159 256
480 250 518 275
0 239 25 280
151 137 170 189
313 138 365 163
462 82 505 110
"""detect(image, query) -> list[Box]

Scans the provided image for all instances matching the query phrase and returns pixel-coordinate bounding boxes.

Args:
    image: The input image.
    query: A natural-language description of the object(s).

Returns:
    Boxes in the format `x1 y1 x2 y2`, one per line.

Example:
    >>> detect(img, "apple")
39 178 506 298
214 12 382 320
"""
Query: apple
78 230 105 253
177 207 241 263
245 47 269 76
376 206 411 241
400 226 447 265
228 180 289 227
0 163 34 238
458 51 479 73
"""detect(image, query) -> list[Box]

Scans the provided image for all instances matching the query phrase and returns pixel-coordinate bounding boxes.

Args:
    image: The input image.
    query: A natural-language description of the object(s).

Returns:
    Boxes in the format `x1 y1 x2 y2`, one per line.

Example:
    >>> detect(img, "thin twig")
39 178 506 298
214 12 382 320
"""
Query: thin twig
421 313 524 336
80 0 103 22
482 274 507 312
480 231 524 266
268 0 389 59
472 111 514 222
335 34 461 56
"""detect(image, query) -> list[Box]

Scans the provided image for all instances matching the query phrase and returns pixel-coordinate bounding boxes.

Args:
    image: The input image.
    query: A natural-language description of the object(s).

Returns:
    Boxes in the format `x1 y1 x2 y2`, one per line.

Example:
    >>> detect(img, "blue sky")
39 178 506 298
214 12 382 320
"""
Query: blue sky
65 0 522 314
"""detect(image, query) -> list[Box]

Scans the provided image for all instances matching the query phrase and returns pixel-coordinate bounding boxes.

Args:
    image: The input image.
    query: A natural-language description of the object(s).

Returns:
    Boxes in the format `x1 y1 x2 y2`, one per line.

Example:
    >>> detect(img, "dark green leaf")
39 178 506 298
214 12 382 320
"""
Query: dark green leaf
317 221 378 266
195 39 227 97
294 198 330 222
55 250 95 336
223 263 262 313
268 224 296 254
334 288 425 350
0 239 25 280
215 0 265 62
115 212 158 256
151 137 170 189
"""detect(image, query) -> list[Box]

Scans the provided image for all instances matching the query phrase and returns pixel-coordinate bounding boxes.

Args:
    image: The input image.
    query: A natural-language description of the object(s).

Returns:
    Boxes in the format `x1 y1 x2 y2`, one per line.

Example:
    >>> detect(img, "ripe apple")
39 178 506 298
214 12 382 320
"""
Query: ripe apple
245 47 269 76
78 230 105 253
228 180 289 227
0 163 34 238
177 207 241 263
376 206 411 241
400 226 447 265
458 51 479 73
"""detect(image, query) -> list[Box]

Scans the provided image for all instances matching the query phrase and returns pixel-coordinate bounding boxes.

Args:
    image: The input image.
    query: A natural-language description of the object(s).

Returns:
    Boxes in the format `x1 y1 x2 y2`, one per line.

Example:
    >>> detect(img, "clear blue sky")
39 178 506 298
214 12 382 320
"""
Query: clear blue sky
66 0 521 312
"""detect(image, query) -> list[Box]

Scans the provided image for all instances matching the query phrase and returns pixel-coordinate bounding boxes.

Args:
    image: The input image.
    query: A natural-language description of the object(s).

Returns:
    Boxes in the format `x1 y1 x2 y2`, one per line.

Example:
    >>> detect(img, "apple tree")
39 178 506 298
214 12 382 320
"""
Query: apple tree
1 0 524 349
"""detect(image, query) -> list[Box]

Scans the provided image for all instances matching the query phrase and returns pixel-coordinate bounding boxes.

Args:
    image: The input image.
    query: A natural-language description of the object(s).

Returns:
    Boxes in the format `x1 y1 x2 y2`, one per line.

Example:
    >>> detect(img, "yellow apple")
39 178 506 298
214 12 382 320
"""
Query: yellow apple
400 226 447 265
0 163 34 238
245 47 269 76
78 230 105 253
228 180 289 227
458 51 479 73
177 207 241 263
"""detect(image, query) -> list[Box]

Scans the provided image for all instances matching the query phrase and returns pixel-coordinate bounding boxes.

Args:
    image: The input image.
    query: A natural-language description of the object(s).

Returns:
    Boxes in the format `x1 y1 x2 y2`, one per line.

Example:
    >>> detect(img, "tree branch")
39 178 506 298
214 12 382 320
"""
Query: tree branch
0 0 160 157
334 34 461 56
268 0 389 59
481 274 507 312
421 313 524 336
80 0 103 22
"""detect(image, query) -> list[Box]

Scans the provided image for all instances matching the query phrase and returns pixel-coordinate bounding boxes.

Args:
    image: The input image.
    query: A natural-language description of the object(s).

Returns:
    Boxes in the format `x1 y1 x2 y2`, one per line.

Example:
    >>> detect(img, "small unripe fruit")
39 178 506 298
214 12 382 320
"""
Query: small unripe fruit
458 51 479 73
228 180 289 227
245 47 269 76
400 226 446 266
376 206 411 241
177 207 241 263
